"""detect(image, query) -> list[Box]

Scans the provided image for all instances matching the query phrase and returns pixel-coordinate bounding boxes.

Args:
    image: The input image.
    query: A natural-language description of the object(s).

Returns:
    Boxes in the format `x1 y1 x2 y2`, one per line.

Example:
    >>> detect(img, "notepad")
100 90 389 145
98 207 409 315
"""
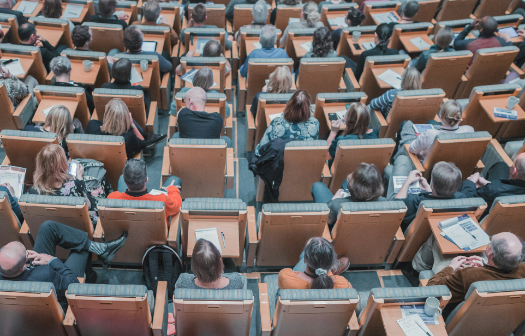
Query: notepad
253 41 262 49
499 26 519 38
62 4 83 18
494 107 518 120
413 124 434 135
288 17 300 24
328 17 348 27
439 214 490 251
196 38 211 54
141 41 157 52
300 41 312 51
156 15 164 24
113 10 125 17
2 58 24 77
400 305 439 325
0 165 26 199
372 11 399 24
362 41 376 50
130 67 143 84
269 113 284 121
397 314 434 336
377 69 402 89
17 1 38 14
149 189 168 196
410 37 431 50
195 228 222 253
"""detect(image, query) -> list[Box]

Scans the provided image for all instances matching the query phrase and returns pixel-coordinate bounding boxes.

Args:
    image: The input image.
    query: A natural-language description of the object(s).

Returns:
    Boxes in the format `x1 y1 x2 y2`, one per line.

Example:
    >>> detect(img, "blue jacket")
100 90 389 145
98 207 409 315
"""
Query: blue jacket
240 47 289 77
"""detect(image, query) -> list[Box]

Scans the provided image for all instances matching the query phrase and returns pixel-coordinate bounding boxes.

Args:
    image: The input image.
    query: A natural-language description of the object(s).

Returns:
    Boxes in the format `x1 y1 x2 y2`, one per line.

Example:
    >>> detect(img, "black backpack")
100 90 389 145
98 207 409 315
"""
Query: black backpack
142 245 183 298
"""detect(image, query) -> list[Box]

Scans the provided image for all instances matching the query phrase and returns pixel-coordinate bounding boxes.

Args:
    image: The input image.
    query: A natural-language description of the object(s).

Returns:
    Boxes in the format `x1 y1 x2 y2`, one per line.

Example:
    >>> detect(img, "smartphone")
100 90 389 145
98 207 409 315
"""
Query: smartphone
353 43 361 50
68 160 79 176
328 113 338 121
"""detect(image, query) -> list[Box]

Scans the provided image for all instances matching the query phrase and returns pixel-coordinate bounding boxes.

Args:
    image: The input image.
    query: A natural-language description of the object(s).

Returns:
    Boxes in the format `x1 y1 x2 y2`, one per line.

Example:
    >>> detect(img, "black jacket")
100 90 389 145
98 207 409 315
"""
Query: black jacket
0 8 28 26
460 179 525 216
54 81 95 114
88 14 127 29
21 40 64 73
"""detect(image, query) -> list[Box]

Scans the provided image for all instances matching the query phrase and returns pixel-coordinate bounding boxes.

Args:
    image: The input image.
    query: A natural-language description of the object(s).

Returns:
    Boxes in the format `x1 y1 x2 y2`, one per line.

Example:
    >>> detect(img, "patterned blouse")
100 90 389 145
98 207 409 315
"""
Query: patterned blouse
0 77 29 109
255 117 320 156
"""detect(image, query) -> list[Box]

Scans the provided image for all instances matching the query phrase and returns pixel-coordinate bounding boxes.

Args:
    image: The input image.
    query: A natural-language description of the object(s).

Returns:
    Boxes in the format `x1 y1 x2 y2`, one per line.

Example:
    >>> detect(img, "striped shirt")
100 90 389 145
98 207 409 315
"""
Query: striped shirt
369 89 398 119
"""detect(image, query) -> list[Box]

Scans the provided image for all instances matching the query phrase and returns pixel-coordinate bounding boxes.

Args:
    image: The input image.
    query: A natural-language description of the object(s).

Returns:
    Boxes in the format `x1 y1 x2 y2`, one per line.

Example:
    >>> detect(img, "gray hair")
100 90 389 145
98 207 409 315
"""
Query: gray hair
252 0 268 24
515 156 525 179
492 235 524 272
430 161 462 198
50 56 71 77
143 1 161 22
123 159 147 191
259 25 276 48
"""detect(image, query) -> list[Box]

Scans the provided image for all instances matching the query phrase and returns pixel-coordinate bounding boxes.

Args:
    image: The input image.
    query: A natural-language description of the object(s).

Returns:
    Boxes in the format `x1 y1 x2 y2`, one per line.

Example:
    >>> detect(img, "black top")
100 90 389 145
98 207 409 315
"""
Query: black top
101 82 151 115
22 125 82 158
21 40 61 73
53 81 95 114
354 46 399 80
0 8 28 26
515 41 525 68
88 14 127 29
177 107 223 139
86 119 145 158
460 179 525 217
250 92 263 119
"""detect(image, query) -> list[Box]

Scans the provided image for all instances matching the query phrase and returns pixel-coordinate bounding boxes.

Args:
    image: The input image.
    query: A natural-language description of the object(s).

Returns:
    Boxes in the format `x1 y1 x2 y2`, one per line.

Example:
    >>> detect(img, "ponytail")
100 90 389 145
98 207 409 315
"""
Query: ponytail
439 100 463 127
311 267 335 289
375 23 393 54
304 237 338 290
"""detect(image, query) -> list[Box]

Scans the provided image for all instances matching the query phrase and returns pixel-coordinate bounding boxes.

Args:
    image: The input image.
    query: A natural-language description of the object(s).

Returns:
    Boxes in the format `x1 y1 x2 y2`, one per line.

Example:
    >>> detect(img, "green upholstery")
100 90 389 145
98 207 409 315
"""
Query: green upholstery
82 22 123 29
340 201 407 212
169 138 226 146
419 197 486 211
338 138 395 147
98 199 165 209
174 289 253 300
66 134 124 142
30 17 69 25
67 283 147 297
19 195 85 206
181 201 247 211
285 140 328 147
248 58 292 64
435 131 490 141
262 203 329 212
0 280 55 294
35 85 84 94
1 129 57 139
62 48 106 58
396 88 444 97
490 195 525 211
94 88 144 96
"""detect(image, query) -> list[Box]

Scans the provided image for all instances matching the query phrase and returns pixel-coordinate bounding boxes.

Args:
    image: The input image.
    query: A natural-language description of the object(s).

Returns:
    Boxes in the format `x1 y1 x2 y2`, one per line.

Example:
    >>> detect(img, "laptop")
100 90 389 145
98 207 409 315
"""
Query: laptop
141 41 158 52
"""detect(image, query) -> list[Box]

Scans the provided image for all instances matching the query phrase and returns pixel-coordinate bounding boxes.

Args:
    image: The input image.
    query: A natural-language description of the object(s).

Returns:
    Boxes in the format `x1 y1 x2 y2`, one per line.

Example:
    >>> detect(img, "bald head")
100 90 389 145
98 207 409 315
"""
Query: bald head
510 153 525 180
489 232 523 272
0 242 27 277
185 87 207 111
479 16 498 37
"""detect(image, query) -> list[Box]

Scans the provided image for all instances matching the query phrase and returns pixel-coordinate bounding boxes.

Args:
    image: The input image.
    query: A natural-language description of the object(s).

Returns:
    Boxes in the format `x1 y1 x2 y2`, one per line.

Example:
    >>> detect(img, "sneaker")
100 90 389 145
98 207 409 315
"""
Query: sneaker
332 257 350 275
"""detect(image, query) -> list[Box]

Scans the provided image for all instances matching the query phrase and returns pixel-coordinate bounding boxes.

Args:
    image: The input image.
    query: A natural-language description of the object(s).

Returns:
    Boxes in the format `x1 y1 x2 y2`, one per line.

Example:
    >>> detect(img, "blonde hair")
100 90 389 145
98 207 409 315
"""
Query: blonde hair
401 66 422 91
100 98 132 135
302 1 320 27
439 100 463 127
343 102 370 137
33 144 73 194
267 66 292 94
434 26 453 50
43 105 74 143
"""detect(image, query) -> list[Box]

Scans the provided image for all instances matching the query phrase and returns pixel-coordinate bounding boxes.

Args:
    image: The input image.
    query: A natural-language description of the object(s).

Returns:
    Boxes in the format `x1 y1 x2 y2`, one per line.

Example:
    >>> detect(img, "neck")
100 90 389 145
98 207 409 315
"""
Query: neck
77 46 89 50
56 75 70 83
194 22 205 27
195 277 225 288
129 185 147 193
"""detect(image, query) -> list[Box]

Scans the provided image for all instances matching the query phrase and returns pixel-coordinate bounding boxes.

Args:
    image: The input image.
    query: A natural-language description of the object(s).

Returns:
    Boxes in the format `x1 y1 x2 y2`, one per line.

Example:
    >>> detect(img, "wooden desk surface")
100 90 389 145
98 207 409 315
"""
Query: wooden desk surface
479 96 525 124
264 105 285 128
35 26 64 47
292 36 313 58
380 306 448 336
115 8 133 25
0 56 33 80
33 98 79 124
60 3 89 23
348 35 375 57
13 1 43 18
70 60 101 86
429 213 487 255
372 67 404 89
132 64 152 89
326 12 346 30
324 104 348 131
187 218 240 258
399 33 434 53
245 38 261 57
144 35 166 54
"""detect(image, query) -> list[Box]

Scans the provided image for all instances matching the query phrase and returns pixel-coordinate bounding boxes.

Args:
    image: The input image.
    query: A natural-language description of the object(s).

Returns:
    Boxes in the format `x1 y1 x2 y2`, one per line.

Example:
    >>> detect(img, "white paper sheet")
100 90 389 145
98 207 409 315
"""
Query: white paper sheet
393 176 421 194
441 224 476 249
328 17 348 27
362 41 376 50
400 305 439 325
196 38 211 54
0 165 26 198
113 10 125 17
397 314 434 336
195 228 222 253
17 1 38 14
410 37 431 50
3 59 24 77
288 17 300 24
372 11 399 24
130 67 143 84
62 4 83 18
269 113 284 121
0 174 21 198
149 189 168 196
377 69 402 89
335 109 347 120
300 41 312 51
253 41 262 49
42 105 58 117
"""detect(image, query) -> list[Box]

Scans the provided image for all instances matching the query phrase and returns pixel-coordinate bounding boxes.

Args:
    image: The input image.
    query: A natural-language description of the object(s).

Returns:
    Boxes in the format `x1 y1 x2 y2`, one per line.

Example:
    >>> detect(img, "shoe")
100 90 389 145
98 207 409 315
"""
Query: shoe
144 134 167 148
332 257 350 275
97 232 128 265
85 269 98 283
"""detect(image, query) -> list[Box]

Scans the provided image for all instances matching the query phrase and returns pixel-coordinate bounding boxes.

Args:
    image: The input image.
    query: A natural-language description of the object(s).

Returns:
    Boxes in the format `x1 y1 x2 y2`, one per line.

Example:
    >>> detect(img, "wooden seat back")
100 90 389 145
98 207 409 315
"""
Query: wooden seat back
93 89 147 129
188 3 226 29
180 56 226 92
61 49 110 88
232 4 270 32
82 22 124 54
0 191 23 247
245 56 292 104
473 0 514 18
0 84 34 132
410 0 440 23
239 28 283 64
29 17 73 48
320 3 358 29
422 50 472 98
435 0 477 21
0 13 20 44
0 43 47 83
389 22 433 51
274 5 302 32
362 1 401 26
297 57 345 99
159 3 182 36
480 195 525 239
183 27 226 54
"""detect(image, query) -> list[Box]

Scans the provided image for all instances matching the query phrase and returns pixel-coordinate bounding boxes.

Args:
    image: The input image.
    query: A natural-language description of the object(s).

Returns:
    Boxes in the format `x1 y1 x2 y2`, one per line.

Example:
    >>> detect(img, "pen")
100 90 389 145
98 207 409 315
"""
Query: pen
415 320 432 336
2 59 14 65
221 232 226 248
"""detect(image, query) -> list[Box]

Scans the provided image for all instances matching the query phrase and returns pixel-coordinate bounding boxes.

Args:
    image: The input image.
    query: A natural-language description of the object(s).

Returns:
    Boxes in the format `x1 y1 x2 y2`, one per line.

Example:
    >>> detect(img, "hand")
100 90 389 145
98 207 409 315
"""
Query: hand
418 177 432 192
106 56 114 65
332 189 345 199
470 19 480 28
186 50 195 57
36 34 45 42
0 182 15 196
76 164 84 180
405 170 422 185
32 253 54 266
35 40 43 47
0 66 11 78
26 250 37 262
331 119 342 133
261 84 268 92
128 112 134 126
449 256 468 271
476 176 490 188
467 172 481 185
464 256 484 268
188 18 194 28
117 13 129 20
498 31 512 43
159 16 169 25
518 29 525 38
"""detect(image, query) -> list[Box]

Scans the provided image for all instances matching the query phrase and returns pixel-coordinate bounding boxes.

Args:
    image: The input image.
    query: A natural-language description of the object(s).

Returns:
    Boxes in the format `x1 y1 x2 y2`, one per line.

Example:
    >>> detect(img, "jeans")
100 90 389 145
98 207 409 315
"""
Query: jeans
384 155 412 200
118 175 182 193
172 132 233 148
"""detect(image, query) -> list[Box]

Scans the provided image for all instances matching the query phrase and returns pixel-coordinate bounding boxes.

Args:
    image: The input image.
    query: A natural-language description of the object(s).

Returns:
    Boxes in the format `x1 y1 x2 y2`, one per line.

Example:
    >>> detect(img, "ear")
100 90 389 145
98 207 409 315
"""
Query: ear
146 177 149 183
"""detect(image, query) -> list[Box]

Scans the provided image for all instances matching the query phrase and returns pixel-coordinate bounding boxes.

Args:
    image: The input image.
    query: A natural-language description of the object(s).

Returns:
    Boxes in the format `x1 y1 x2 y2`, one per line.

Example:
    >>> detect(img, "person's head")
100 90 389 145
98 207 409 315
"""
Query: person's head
343 102 370 137
122 159 148 192
18 23 37 44
49 56 72 80
33 144 71 194
112 58 133 84
374 23 393 51
100 98 132 135
438 100 463 128
267 65 292 94
303 237 337 289
143 0 161 22
123 26 143 52
0 0 13 9
191 239 223 283
202 39 222 57
302 1 320 27
510 153 525 180
192 68 214 91
283 90 311 123
0 242 27 278
185 87 207 111
311 26 332 57
191 3 207 24
434 26 453 50
347 163 384 201
259 24 277 49
401 0 419 19
44 105 74 143
479 16 498 38
401 66 422 91
252 0 269 24
281 0 301 6
429 161 462 197
98 0 117 17
346 7 365 27
486 232 524 272
72 26 92 49
43 0 63 18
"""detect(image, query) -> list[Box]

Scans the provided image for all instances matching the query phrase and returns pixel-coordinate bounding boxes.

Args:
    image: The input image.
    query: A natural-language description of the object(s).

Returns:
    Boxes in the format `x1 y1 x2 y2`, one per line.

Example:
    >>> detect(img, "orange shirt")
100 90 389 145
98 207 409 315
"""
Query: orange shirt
107 186 182 223
278 268 351 289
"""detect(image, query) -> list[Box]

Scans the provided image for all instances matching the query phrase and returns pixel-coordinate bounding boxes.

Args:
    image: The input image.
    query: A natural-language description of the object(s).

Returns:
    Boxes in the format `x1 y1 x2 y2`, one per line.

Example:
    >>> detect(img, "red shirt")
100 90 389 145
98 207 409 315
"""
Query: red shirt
108 186 182 223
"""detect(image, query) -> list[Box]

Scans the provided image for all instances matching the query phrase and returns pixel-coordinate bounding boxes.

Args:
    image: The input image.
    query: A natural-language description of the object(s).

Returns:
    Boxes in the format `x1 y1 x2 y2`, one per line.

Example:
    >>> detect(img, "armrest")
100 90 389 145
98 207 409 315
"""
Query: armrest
168 115 177 139
486 138 513 167
160 73 171 111
13 95 34 129
238 69 246 110
152 281 167 336
146 101 158 134
246 206 257 267
168 212 180 250
420 279 429 286
386 227 405 264
345 69 361 92
1 156 10 165
63 307 79 336
322 224 332 242
348 313 360 336
45 71 54 84
174 74 183 90
226 147 234 189
161 146 170 186
403 144 425 173
93 219 104 242
231 40 238 60
225 111 233 139
511 63 525 79
372 110 388 138
321 162 332 186
474 159 485 173
258 283 272 336
19 221 34 248
339 77 347 92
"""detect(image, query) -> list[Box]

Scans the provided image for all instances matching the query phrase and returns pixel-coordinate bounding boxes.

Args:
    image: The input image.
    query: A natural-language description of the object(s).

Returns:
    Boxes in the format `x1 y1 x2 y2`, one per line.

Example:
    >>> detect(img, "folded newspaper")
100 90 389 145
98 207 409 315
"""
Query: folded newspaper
0 165 26 198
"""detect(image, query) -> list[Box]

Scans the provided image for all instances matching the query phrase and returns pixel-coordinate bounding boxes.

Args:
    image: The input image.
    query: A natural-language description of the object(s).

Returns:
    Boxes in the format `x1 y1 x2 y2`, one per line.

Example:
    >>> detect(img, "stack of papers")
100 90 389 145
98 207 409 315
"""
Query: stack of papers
335 109 347 120
0 165 26 198
410 37 431 50
397 314 434 336
288 17 300 24
328 17 348 27
195 228 222 253
196 38 211 54
300 41 312 51
130 67 143 84
362 42 376 50
377 69 402 89
269 112 284 121
439 214 490 251
494 107 518 120
372 11 399 24
253 41 262 49
400 305 439 325
181 68 217 87
393 176 421 194
17 1 38 14
62 4 83 19
2 58 24 77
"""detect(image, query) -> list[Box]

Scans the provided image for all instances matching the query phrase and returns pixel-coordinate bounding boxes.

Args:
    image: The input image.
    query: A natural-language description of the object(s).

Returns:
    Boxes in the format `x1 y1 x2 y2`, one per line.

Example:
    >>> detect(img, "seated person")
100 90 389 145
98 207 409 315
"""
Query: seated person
108 159 182 221
0 65 30 109
102 58 151 113
460 153 525 214
86 98 166 158
0 0 28 26
71 25 92 51
312 163 385 227
331 8 364 51
270 0 301 25
226 0 257 23
181 3 232 50
234 0 271 44
0 220 128 310
132 1 178 46
304 26 337 58
49 56 95 113
89 0 129 28
280 2 324 48
326 102 378 168
240 25 288 78
172 87 232 147
23 105 83 158
415 26 454 73
175 239 246 289
175 39 232 77
19 23 66 73
369 66 421 119
279 237 351 289
354 23 398 80
40 0 74 31
255 90 319 156
250 65 293 118
398 0 419 23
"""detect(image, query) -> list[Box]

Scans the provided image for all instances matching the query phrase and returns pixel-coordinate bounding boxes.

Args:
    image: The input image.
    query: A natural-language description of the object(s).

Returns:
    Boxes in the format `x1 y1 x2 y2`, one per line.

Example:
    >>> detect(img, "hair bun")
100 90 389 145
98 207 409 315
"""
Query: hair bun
315 268 327 276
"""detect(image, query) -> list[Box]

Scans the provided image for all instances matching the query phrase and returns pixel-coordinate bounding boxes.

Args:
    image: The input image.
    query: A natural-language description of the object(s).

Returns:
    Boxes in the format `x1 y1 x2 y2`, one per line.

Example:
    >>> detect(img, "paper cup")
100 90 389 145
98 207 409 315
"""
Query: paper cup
508 96 519 109
140 60 149 71
82 60 94 72
352 31 361 42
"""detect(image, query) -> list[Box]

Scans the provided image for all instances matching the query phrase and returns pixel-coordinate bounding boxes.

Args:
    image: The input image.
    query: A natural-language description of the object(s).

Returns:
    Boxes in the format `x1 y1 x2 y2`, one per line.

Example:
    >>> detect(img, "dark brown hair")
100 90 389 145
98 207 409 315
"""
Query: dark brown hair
342 102 370 137
43 0 63 18
303 237 336 289
192 3 207 24
98 0 117 17
123 26 143 52
202 39 222 57
112 58 132 84
191 239 223 283
71 25 91 48
347 163 384 201
283 90 311 123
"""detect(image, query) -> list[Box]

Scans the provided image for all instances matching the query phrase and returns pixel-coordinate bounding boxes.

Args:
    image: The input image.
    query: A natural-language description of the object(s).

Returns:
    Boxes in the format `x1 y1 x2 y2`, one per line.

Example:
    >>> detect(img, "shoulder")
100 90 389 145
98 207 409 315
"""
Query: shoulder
307 117 319 125
86 119 103 131
332 275 351 288
278 268 303 289
224 272 246 289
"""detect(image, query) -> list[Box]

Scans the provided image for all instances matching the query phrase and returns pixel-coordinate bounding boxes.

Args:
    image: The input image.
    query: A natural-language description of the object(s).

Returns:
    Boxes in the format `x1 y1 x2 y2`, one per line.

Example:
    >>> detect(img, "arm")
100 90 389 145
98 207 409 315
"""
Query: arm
163 186 182 217
414 51 428 72
354 52 367 80
156 52 173 73
254 121 275 156
395 170 421 199
369 90 394 112
515 40 525 68
427 257 470 303
408 131 433 155
326 120 342 160
48 258 80 290
240 56 249 78
169 27 179 46
460 179 479 198
225 0 235 22
0 186 23 225
453 25 474 50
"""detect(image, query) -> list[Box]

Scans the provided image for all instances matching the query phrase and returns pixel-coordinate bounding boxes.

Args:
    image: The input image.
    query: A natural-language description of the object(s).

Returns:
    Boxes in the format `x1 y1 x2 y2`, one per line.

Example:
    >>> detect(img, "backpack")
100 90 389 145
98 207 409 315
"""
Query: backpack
142 245 183 298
